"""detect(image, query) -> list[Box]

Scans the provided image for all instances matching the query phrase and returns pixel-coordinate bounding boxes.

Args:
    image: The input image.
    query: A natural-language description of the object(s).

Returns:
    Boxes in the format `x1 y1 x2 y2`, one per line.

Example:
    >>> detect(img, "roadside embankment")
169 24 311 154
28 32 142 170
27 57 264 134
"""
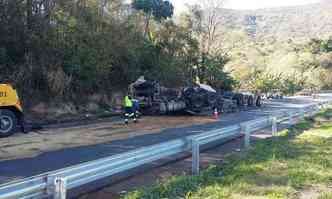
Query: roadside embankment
123 107 332 199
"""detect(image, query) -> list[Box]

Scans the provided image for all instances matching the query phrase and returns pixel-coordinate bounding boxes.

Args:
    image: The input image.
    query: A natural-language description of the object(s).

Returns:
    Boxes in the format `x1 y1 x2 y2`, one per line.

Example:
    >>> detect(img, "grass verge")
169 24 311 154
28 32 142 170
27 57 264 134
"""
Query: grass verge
124 108 332 199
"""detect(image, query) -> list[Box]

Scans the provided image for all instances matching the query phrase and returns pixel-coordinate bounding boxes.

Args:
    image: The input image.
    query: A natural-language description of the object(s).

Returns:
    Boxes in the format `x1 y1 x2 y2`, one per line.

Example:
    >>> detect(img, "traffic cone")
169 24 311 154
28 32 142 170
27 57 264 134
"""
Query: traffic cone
214 108 219 120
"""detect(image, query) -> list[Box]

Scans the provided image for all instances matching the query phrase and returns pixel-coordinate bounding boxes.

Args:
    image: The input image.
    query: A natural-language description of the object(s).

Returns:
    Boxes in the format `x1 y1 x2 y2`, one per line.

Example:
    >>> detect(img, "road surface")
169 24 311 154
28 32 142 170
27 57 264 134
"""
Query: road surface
0 95 330 185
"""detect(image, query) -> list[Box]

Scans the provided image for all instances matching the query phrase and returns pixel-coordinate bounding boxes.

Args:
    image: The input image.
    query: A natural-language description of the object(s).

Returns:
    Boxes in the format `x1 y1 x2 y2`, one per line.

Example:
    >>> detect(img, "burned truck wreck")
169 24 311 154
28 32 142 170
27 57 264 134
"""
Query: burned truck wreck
130 77 261 115
129 77 186 115
182 84 223 114
222 91 261 108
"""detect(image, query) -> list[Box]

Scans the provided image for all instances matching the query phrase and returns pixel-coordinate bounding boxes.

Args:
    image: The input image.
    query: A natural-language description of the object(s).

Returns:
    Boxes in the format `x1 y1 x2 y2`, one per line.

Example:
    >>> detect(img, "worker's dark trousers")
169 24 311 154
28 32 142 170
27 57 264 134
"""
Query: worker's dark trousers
125 107 136 123
20 115 27 133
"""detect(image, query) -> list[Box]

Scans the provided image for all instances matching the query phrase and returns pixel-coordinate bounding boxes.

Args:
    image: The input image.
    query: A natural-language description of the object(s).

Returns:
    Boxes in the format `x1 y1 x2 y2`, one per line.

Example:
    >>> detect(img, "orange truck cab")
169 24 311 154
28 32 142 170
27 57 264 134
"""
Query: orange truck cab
0 84 25 137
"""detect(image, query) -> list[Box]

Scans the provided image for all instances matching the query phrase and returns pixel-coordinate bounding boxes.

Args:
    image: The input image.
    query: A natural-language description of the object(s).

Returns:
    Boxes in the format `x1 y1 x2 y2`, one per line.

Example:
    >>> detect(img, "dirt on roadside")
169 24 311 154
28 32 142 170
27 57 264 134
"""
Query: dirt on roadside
0 116 216 161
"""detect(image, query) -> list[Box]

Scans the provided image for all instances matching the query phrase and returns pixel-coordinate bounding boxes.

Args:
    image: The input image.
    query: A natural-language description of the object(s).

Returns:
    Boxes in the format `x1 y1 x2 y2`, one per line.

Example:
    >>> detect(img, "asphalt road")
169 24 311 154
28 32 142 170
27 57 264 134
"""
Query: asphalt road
0 95 331 185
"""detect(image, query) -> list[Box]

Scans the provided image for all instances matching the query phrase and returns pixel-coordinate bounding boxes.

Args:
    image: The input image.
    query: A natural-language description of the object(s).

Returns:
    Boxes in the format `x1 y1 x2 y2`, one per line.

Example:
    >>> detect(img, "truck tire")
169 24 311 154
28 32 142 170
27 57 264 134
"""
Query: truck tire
256 96 262 107
0 109 17 138
248 96 254 106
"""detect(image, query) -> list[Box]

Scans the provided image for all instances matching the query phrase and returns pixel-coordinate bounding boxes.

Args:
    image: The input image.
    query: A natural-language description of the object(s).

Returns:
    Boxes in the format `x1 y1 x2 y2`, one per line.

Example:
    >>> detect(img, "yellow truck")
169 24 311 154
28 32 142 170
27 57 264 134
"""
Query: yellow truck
0 84 25 137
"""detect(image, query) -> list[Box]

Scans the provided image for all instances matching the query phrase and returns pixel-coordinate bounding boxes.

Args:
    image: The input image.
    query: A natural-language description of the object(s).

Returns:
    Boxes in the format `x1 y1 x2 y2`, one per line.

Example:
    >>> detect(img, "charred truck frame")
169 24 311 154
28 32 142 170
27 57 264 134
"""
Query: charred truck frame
130 77 262 115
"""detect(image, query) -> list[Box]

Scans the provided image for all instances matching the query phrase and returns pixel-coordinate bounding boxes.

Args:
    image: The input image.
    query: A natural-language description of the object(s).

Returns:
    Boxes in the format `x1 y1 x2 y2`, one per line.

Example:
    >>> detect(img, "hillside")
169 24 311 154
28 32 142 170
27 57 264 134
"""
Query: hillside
213 2 332 92
220 1 332 40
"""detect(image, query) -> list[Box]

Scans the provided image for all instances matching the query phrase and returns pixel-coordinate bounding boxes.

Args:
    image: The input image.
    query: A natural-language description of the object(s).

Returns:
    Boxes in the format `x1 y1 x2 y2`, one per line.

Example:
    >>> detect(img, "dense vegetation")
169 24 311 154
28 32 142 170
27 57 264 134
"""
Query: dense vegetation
225 33 332 94
218 1 332 94
125 108 332 199
0 0 234 108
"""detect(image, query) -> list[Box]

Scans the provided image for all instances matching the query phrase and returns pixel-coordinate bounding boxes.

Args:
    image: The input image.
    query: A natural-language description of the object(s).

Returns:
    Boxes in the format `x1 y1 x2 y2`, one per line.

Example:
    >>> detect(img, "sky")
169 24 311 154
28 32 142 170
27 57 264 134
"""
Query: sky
170 0 321 13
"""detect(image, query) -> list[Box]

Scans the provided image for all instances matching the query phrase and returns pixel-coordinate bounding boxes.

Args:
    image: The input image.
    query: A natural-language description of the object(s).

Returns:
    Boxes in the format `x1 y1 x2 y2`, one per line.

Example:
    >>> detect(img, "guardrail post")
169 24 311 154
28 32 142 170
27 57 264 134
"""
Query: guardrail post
308 106 315 117
241 124 250 148
192 139 200 175
54 177 67 199
288 112 294 126
271 117 277 136
309 105 319 116
300 109 305 120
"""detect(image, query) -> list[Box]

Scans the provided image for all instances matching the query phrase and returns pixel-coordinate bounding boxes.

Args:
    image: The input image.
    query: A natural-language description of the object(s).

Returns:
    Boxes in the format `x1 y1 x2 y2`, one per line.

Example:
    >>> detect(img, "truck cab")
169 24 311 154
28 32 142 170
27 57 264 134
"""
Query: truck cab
0 84 24 137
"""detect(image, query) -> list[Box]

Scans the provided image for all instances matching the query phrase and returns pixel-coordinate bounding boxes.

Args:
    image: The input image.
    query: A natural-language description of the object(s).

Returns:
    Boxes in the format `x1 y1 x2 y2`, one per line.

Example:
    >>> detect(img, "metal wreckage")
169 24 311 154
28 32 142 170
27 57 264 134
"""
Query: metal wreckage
129 77 262 115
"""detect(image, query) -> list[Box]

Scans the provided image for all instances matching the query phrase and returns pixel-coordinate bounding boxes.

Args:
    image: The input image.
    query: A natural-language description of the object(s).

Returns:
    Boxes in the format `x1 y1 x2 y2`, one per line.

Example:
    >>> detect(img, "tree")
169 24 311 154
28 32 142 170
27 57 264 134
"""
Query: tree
322 37 332 52
204 53 236 90
132 0 174 39
185 0 228 85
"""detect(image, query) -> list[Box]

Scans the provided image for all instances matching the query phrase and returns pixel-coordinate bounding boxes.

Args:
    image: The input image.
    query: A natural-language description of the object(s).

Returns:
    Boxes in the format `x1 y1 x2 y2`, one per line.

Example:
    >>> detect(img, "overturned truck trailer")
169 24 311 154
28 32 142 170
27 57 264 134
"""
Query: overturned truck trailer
130 77 186 115
222 91 262 108
183 84 223 114
130 77 227 115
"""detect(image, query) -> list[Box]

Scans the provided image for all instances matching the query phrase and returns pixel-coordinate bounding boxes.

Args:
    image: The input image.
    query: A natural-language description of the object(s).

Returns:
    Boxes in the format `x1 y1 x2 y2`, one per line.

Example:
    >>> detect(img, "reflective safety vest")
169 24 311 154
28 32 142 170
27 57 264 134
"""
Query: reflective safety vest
124 96 133 107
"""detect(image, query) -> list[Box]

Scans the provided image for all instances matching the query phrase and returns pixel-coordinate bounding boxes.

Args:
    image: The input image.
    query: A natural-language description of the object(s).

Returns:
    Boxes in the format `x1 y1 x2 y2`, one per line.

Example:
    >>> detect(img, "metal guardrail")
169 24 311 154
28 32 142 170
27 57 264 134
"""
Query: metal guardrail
0 101 330 199
319 90 332 94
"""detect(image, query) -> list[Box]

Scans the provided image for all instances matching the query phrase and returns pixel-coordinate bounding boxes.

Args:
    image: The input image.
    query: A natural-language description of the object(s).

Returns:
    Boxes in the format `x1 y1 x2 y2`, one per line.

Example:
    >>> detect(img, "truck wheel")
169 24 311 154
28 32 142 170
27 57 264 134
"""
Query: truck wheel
0 110 17 138
256 97 262 107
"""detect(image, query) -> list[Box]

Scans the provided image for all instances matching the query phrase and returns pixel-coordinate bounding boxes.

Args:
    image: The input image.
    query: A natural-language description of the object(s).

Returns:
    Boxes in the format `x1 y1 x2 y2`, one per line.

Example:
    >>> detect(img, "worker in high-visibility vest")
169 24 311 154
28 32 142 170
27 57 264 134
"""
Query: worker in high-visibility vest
124 95 137 124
